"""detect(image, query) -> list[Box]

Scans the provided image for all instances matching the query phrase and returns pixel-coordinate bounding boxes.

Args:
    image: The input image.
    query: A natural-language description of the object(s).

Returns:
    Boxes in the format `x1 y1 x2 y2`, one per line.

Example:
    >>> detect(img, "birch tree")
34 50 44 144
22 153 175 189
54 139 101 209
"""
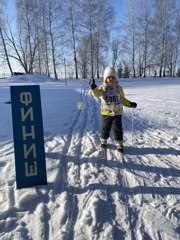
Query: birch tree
0 0 13 75
124 0 138 77
37 0 51 76
77 36 90 78
152 0 177 76
62 0 81 79
7 0 40 73
79 0 114 78
136 0 153 77
111 39 121 68
166 1 180 76
93 0 114 78
79 0 96 78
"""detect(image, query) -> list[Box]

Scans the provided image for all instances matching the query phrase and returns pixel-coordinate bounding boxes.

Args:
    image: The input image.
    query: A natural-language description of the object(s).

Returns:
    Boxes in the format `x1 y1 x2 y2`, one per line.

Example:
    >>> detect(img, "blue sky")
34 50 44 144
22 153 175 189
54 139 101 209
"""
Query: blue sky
5 0 126 43
7 0 16 17
7 0 16 28
112 0 126 22
6 0 126 25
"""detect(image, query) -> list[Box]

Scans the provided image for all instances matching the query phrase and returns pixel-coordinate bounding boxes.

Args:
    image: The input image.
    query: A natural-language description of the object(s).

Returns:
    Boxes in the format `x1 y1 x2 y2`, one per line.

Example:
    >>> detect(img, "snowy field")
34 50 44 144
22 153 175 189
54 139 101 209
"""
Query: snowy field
0 75 180 240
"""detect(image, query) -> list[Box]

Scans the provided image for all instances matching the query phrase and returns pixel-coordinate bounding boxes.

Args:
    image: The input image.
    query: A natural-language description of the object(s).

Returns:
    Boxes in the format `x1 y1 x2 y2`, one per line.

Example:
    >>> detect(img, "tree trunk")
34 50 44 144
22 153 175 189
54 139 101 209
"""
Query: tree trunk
69 5 78 79
96 32 100 79
0 27 13 75
49 19 58 79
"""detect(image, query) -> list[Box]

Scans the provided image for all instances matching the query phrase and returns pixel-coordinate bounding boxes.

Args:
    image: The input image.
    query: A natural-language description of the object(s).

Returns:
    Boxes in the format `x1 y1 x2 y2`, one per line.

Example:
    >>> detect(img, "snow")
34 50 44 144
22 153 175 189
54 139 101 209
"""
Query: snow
0 74 180 240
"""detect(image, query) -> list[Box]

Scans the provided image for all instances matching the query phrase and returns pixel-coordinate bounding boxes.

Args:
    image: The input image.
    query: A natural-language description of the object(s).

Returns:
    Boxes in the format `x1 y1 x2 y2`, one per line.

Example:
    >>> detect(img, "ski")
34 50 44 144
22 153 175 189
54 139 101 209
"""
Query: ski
117 151 131 172
118 151 126 163
100 146 107 160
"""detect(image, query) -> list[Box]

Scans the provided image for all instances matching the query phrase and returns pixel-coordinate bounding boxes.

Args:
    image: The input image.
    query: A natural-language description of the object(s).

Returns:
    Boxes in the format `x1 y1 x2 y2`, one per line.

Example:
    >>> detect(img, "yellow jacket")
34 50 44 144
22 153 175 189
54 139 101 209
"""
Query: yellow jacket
91 83 132 116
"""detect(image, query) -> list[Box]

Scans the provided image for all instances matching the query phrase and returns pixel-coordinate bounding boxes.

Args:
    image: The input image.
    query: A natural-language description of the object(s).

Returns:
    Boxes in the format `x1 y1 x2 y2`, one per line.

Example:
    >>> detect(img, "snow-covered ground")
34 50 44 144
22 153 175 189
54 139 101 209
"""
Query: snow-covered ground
0 75 180 240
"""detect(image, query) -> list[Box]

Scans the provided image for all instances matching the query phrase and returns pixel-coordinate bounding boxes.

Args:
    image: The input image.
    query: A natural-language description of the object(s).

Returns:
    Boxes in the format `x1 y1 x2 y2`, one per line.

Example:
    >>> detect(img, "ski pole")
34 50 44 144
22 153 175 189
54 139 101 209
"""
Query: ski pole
131 108 134 144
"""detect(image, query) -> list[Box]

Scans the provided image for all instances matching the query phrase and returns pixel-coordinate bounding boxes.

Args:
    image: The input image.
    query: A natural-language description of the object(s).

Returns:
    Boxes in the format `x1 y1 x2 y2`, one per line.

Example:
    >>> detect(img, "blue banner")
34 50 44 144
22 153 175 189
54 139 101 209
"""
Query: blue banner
10 85 47 189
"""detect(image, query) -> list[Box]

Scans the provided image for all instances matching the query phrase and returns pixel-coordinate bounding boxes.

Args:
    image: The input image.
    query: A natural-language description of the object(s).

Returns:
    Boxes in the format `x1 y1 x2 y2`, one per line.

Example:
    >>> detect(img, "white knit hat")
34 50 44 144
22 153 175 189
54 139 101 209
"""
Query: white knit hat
103 67 118 82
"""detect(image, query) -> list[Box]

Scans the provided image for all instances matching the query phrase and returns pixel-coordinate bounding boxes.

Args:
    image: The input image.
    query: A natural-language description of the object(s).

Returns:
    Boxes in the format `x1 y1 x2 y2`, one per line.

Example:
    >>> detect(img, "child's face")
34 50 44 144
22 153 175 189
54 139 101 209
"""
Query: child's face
106 76 116 84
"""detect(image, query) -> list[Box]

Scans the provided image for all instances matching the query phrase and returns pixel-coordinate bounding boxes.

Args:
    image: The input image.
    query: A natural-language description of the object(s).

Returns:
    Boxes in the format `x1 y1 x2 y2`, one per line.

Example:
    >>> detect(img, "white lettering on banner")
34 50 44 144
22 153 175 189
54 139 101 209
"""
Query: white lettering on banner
21 107 34 121
20 91 38 177
23 143 37 159
22 125 35 140
25 161 38 177
20 92 32 106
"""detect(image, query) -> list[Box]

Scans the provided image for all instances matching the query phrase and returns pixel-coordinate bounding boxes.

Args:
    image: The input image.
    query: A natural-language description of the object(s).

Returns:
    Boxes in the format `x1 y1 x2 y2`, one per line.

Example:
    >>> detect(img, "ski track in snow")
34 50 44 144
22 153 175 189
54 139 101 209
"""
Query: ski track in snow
0 77 180 240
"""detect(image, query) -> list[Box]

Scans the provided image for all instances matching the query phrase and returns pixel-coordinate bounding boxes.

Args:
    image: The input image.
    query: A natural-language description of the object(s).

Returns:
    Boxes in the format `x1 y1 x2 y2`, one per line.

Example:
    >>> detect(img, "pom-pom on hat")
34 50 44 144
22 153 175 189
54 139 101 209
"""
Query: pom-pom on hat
103 67 118 82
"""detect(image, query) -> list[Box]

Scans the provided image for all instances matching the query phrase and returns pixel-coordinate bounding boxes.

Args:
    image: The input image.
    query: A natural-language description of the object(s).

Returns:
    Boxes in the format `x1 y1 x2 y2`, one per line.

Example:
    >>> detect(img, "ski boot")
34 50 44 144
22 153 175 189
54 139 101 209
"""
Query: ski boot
115 140 124 153
100 138 107 148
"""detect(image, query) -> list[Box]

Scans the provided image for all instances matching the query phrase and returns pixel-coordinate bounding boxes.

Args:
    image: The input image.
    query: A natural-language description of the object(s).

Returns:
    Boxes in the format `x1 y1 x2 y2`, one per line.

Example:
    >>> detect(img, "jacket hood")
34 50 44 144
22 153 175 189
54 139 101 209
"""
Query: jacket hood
103 67 118 82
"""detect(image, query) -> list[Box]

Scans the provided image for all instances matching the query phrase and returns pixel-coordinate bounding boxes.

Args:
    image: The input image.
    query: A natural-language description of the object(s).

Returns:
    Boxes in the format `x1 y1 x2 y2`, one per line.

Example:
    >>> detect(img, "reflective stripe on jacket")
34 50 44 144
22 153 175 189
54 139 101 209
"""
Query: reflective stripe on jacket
92 83 131 116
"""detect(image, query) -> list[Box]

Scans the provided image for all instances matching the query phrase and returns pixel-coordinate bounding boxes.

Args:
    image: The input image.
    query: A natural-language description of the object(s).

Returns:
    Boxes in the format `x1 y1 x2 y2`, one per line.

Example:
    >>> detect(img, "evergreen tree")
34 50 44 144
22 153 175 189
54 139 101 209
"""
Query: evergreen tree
177 68 180 77
123 64 131 78
117 62 123 78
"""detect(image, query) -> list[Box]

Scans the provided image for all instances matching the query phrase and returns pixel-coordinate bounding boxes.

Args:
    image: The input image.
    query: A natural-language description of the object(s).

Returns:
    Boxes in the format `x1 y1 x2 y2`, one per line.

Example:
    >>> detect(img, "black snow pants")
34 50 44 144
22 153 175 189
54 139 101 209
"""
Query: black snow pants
101 115 123 141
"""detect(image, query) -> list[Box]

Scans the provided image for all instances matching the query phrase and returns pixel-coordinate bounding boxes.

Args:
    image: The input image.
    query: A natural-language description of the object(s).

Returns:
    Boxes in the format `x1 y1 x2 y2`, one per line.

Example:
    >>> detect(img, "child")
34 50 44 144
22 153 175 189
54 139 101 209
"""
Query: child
90 67 137 152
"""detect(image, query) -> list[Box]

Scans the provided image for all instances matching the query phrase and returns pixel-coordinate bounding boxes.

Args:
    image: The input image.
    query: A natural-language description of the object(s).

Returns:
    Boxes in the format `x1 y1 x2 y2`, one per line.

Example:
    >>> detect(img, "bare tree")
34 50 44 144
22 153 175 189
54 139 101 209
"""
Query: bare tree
166 2 180 76
62 0 81 79
46 0 59 79
79 0 96 78
152 0 177 77
77 36 90 78
136 0 153 77
37 0 51 76
78 0 114 79
111 39 121 68
2 0 180 79
0 28 13 75
6 0 63 78
124 0 138 77
6 0 40 73
119 0 180 78
0 0 13 75
93 0 114 78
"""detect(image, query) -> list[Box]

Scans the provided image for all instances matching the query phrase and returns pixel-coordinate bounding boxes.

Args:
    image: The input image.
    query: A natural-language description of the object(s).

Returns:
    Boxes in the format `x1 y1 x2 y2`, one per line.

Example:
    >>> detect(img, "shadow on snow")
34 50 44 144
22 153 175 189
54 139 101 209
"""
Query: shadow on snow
46 149 180 196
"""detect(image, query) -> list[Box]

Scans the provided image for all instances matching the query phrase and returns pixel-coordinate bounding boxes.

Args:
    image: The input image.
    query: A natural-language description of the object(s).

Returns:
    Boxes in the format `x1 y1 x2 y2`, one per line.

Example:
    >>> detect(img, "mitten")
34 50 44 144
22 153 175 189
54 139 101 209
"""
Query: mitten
90 79 97 89
130 102 137 108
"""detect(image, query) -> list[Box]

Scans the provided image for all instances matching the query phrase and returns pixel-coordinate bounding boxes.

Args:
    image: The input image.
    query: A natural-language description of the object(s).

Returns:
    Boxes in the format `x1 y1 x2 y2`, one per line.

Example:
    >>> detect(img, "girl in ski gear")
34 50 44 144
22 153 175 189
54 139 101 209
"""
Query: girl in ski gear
90 67 137 152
